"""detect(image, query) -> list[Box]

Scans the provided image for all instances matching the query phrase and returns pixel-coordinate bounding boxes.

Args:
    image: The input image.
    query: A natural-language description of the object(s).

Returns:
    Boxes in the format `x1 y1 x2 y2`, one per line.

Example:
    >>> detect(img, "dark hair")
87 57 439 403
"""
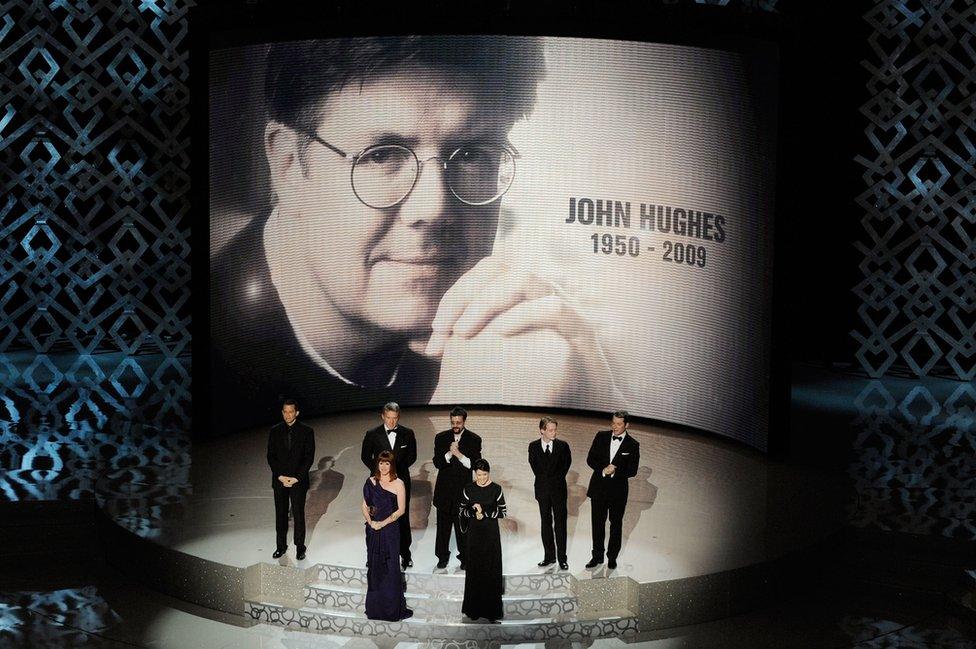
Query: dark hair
450 406 468 421
612 410 630 424
373 450 397 481
382 402 400 414
282 398 299 410
473 458 490 473
265 36 546 146
539 416 558 430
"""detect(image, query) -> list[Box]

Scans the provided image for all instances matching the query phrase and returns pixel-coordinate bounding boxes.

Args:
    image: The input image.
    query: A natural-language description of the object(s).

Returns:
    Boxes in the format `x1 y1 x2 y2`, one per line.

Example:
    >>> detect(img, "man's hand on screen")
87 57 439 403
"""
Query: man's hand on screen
424 255 621 405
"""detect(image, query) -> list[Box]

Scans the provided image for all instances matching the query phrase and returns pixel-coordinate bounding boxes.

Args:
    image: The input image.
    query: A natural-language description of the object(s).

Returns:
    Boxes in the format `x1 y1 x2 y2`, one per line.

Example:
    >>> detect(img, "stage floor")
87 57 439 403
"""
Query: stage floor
98 407 846 584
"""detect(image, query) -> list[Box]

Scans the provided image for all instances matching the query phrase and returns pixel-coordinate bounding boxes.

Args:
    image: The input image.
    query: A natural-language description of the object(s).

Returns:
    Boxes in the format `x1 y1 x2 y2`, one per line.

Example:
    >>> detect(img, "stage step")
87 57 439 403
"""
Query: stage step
303 582 578 619
244 598 638 641
309 562 572 595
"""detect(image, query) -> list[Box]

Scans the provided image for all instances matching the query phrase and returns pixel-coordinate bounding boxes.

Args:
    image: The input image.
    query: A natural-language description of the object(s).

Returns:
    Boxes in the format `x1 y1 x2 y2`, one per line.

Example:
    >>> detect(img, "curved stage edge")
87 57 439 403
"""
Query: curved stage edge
95 407 847 640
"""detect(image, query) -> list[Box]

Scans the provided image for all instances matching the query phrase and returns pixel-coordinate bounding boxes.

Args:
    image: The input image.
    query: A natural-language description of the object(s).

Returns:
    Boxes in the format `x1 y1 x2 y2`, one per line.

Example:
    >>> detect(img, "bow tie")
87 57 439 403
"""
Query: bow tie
612 435 623 441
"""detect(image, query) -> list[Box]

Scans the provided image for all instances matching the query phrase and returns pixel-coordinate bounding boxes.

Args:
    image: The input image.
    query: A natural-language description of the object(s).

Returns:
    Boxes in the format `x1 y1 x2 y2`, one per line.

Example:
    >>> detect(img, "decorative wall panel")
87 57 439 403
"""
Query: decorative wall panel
856 0 975 381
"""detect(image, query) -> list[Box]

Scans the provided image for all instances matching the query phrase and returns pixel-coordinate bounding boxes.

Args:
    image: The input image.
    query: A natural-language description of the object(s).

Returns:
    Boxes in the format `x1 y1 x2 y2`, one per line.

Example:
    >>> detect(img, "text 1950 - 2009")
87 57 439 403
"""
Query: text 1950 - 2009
591 233 706 268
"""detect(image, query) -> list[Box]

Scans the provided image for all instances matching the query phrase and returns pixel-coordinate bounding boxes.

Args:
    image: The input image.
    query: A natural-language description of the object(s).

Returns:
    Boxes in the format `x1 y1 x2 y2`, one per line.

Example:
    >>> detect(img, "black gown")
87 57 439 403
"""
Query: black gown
459 481 507 621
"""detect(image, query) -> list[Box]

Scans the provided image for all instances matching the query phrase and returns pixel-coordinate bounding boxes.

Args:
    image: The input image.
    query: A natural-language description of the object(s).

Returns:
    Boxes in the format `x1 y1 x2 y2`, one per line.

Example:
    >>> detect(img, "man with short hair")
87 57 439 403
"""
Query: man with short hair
585 410 640 570
361 402 418 568
267 399 315 560
432 406 482 569
528 416 572 570
210 36 618 433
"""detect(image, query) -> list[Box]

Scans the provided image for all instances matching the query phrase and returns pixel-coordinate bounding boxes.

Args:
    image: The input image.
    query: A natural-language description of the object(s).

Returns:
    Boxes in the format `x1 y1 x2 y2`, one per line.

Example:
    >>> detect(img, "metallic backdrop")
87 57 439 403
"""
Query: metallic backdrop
851 0 975 539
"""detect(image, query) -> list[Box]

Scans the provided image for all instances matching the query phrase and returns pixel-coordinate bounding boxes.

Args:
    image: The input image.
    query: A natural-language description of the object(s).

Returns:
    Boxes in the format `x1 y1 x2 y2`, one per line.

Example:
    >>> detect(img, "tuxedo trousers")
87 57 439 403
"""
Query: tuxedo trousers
589 495 625 561
435 502 466 563
537 492 568 561
273 483 308 550
399 482 412 560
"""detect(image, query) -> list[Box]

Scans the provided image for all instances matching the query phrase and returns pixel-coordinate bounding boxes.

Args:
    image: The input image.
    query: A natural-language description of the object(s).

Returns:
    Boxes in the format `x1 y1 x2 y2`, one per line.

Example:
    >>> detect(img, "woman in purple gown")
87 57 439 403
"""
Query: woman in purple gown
361 450 413 621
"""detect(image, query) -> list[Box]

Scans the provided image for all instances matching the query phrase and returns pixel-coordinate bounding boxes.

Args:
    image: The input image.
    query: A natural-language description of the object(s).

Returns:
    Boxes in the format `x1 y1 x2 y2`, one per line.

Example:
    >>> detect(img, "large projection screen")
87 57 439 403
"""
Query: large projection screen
209 35 777 450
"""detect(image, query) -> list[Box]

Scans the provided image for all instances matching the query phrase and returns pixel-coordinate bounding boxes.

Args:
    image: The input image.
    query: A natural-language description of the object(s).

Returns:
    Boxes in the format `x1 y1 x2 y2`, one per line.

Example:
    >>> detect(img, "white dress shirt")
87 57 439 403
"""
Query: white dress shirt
445 431 472 469
609 431 626 461
608 431 626 477
385 427 397 450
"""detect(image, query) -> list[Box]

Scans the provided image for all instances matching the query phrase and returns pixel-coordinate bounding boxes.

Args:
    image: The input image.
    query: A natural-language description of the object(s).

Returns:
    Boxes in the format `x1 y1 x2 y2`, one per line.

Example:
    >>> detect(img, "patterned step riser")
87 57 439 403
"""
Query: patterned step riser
310 564 571 595
302 587 578 619
245 601 638 641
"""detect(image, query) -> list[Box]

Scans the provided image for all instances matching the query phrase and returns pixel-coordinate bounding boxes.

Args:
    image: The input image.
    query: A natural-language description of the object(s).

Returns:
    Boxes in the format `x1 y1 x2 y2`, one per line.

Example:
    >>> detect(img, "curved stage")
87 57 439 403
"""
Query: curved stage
95 407 847 641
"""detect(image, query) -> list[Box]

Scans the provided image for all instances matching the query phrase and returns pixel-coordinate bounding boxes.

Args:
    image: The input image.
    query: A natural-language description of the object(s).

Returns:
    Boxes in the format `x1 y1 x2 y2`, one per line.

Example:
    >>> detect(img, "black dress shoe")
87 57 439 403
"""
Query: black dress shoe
607 558 617 570
436 559 448 569
584 558 603 569
402 558 413 569
272 548 286 559
538 558 556 567
559 561 569 570
296 548 306 561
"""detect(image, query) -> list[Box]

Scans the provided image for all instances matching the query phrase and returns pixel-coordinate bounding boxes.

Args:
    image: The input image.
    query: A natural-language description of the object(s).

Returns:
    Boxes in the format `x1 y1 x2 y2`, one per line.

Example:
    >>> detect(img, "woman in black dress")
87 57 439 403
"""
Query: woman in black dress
459 458 507 622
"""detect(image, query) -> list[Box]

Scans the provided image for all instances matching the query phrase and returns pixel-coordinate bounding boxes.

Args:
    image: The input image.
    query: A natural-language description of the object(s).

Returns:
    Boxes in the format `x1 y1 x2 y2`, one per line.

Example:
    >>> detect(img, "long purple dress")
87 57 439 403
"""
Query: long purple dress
364 478 412 621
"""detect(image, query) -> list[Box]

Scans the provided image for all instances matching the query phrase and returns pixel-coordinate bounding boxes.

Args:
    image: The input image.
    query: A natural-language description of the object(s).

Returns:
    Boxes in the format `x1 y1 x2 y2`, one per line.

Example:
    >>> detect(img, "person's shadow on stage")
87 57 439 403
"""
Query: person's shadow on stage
305 455 344 548
409 461 434 539
619 465 657 559
488 465 519 537
565 469 589 539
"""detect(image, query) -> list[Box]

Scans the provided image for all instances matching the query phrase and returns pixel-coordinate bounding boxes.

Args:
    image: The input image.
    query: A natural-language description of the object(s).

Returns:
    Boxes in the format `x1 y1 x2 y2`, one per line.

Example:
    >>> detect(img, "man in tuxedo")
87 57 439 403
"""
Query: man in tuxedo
267 399 316 560
528 416 572 570
360 402 418 568
585 410 640 570
432 406 482 569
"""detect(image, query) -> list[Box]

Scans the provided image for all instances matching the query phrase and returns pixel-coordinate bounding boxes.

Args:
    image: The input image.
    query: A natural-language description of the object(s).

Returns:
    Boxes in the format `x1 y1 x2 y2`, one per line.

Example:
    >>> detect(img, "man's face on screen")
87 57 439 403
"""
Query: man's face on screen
273 70 508 336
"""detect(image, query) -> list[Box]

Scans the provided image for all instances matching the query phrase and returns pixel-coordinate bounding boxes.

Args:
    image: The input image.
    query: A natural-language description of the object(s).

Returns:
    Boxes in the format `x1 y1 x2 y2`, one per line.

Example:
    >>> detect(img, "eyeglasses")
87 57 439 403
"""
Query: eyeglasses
307 133 519 209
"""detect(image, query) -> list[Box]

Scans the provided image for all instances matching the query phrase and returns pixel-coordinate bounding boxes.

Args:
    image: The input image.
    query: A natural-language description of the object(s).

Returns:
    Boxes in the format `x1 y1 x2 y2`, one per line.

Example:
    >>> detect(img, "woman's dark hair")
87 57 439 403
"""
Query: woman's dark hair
473 458 490 473
373 450 397 481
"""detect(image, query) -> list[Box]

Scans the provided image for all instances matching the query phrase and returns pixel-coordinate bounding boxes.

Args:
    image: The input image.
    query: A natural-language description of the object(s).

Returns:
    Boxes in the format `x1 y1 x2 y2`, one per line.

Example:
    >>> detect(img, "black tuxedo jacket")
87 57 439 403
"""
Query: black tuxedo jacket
361 424 417 488
267 420 315 489
210 215 439 434
528 438 572 501
432 428 482 509
585 430 640 501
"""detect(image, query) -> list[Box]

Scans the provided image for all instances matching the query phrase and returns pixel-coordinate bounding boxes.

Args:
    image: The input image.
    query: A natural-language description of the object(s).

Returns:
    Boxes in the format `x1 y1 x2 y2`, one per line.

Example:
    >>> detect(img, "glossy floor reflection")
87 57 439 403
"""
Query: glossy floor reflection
1 351 192 504
791 363 975 540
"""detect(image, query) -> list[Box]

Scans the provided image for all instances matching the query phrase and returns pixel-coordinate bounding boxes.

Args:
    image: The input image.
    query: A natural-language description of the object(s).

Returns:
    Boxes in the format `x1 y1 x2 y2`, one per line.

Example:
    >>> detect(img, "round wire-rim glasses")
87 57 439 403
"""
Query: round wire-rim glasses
306 133 519 209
